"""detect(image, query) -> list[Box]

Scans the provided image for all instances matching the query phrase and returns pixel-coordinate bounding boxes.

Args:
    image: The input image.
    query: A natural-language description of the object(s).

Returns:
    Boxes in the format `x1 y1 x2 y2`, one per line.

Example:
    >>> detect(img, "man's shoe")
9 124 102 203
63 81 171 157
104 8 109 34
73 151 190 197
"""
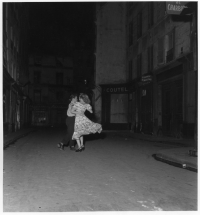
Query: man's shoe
57 143 64 150
70 146 75 151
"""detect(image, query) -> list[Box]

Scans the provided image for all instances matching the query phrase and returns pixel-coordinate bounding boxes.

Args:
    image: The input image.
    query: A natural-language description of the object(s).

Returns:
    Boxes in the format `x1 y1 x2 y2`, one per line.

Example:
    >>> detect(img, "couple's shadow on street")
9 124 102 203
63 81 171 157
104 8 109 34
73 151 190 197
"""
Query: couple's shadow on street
84 132 107 141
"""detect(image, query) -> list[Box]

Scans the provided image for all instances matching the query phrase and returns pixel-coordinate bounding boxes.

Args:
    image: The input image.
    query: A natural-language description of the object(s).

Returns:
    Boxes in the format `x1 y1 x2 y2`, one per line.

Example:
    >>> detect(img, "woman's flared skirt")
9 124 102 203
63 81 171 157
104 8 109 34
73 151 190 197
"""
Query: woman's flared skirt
72 115 102 140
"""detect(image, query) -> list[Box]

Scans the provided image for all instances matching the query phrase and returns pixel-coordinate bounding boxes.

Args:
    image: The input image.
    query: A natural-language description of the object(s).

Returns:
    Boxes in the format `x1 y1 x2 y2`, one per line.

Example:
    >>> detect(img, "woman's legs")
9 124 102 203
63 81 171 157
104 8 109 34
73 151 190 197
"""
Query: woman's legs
75 136 85 152
80 136 85 151
80 136 84 147
76 138 81 149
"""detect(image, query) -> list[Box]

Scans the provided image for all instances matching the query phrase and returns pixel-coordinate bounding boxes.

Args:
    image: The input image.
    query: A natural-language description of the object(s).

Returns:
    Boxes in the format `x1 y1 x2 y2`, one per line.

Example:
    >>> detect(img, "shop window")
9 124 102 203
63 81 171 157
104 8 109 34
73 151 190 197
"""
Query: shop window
137 12 142 39
56 72 63 85
129 21 133 46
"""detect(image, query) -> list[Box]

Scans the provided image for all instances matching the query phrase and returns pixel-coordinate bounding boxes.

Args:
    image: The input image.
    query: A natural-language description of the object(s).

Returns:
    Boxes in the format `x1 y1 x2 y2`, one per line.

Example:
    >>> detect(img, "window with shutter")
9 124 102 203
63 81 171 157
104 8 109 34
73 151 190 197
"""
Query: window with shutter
34 71 41 84
137 12 142 39
56 72 63 85
148 2 154 29
129 21 133 46
129 60 133 80
34 90 41 103
148 45 153 72
166 30 175 63
158 37 164 64
137 54 142 77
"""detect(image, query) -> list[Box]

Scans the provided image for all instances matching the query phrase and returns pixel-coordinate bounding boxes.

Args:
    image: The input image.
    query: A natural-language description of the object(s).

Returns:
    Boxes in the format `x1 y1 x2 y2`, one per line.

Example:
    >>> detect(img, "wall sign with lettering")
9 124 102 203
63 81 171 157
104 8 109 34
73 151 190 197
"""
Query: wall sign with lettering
102 85 129 94
166 1 188 15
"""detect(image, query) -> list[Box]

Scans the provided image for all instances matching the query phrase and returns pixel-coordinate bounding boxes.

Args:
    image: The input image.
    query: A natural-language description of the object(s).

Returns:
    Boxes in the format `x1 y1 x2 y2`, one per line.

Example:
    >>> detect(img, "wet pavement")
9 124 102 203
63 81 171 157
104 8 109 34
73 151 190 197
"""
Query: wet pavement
3 127 198 211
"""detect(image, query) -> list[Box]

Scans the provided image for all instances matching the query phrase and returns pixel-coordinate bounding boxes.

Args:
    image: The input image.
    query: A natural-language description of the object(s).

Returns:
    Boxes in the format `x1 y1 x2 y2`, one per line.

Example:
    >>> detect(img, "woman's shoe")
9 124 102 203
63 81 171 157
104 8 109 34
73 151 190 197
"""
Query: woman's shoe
75 147 82 152
81 146 85 151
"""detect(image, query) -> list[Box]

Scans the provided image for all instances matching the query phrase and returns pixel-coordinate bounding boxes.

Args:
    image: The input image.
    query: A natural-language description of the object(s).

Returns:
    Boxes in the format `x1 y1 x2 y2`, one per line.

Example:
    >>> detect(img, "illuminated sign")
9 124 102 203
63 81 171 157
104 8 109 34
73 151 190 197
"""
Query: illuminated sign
166 2 188 15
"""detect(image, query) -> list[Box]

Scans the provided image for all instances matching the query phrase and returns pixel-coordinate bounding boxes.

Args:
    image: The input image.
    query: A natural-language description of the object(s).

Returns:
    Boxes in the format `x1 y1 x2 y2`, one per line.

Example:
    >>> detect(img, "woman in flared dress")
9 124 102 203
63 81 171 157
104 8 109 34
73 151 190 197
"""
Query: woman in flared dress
72 93 102 152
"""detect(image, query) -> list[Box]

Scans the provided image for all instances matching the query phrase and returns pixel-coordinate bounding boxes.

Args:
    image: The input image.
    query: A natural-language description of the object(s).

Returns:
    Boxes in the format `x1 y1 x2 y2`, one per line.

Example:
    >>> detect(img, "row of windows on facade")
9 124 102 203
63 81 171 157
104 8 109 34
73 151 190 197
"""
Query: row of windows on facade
33 71 72 85
128 2 154 44
4 5 20 56
3 4 24 82
33 91 66 103
127 2 175 80
128 30 175 80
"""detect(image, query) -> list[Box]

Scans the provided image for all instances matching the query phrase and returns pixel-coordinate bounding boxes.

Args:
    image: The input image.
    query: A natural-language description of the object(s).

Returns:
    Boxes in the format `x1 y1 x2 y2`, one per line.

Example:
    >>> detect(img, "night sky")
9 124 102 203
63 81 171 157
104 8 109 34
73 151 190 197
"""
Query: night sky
28 2 96 55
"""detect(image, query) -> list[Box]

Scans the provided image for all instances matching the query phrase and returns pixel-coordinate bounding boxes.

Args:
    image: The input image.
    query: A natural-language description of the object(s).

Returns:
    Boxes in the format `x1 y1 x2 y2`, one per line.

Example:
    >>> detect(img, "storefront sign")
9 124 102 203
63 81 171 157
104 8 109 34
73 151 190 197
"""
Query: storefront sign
166 2 188 15
142 75 152 82
103 86 129 93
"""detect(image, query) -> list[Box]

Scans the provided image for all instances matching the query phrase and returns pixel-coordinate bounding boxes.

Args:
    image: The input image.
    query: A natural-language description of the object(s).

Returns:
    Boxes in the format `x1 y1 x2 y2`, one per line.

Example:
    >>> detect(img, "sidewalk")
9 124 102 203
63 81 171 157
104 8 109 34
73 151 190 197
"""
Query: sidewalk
3 127 37 149
103 130 198 172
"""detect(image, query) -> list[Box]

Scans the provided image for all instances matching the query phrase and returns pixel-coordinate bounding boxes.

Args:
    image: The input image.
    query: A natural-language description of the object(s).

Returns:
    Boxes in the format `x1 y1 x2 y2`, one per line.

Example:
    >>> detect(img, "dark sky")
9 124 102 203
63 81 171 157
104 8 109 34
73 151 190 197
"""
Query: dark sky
28 2 96 55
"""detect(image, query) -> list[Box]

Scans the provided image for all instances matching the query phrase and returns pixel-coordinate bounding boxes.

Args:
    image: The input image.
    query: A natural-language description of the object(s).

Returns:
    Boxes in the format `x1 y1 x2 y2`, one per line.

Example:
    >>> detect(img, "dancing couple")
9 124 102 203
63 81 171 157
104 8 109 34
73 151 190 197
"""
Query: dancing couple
57 93 102 152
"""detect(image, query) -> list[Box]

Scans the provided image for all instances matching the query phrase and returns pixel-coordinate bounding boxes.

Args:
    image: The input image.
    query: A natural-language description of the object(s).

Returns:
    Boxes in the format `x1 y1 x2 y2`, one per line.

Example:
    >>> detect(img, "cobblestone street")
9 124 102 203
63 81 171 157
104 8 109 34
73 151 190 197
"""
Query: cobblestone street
3 128 197 212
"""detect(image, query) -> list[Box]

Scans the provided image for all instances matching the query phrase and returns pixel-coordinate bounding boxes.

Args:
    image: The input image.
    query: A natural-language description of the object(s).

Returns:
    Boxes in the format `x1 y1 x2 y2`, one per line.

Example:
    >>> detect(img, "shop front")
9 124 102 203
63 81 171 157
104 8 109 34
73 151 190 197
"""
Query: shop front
157 63 183 137
31 105 49 126
101 84 130 130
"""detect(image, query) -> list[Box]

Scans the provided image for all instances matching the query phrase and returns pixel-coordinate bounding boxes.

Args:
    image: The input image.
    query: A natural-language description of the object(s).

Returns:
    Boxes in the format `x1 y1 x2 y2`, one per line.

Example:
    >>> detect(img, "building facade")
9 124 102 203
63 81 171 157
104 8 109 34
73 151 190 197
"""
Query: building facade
94 2 197 139
94 2 128 129
126 2 197 138
28 55 73 126
73 47 95 99
3 3 31 135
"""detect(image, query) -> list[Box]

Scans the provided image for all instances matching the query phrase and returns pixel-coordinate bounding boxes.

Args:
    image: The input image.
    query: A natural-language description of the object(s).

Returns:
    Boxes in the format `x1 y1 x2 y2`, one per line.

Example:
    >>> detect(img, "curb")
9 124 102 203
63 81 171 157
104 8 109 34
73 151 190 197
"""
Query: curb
153 154 197 173
4 129 37 150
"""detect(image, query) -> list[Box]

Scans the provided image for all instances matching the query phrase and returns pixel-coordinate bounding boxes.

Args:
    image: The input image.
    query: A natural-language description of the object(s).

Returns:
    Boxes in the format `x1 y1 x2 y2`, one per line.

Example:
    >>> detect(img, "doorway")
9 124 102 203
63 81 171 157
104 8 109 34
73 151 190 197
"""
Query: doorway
102 93 129 130
162 79 183 136
139 84 153 134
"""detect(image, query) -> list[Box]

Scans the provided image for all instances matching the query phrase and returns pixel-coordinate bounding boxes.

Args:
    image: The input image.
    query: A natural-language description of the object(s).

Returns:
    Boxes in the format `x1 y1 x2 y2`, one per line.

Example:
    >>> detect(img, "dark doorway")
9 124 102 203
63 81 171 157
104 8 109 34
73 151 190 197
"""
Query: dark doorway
139 83 153 134
162 79 183 136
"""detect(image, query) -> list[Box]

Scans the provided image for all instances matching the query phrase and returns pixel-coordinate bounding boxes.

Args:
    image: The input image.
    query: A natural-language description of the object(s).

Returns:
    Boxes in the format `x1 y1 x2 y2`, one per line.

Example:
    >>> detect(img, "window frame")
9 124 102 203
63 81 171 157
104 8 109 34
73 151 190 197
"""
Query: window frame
56 72 64 85
137 12 142 39
157 36 165 64
129 21 133 46
137 53 142 78
34 71 41 84
34 90 41 103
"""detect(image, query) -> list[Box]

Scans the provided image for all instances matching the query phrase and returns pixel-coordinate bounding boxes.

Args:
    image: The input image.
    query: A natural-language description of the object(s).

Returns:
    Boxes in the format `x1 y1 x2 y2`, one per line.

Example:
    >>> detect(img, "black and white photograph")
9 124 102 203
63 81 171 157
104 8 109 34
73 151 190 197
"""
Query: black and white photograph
2 0 198 212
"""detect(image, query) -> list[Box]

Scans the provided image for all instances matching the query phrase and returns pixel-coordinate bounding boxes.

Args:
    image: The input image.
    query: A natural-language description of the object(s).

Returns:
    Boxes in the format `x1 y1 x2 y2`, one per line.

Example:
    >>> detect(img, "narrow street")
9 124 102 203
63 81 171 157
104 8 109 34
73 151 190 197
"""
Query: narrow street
3 128 197 212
